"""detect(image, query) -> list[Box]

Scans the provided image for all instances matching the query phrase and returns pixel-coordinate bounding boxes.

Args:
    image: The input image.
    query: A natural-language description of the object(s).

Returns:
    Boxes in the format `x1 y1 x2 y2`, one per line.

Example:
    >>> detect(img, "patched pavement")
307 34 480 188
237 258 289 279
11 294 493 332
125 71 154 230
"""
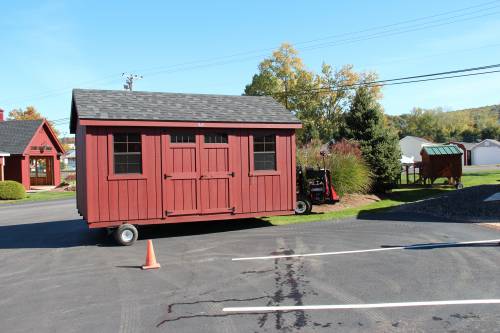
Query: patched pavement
0 199 499 332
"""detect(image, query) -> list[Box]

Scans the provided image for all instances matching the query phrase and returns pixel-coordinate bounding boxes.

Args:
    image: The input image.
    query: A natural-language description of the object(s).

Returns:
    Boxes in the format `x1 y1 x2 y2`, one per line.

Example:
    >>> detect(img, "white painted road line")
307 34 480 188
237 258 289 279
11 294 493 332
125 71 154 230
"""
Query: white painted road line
223 299 500 313
484 192 500 202
231 239 500 261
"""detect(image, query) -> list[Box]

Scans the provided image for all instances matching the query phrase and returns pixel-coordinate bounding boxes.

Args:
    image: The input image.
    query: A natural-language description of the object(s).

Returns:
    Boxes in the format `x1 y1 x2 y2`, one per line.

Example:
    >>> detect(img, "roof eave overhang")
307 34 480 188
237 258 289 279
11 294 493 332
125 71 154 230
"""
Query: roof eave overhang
78 119 302 129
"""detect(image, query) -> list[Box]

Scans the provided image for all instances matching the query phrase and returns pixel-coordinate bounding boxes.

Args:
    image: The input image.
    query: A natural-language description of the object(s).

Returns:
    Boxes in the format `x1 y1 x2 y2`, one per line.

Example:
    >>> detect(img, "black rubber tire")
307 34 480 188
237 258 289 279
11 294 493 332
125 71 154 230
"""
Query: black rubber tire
456 182 464 190
114 224 138 246
295 199 309 215
305 199 313 214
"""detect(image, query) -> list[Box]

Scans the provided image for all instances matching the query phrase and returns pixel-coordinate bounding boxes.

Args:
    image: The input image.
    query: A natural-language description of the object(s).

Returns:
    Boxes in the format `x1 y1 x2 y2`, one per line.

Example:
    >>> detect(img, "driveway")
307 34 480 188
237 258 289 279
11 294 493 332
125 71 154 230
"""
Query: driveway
0 199 499 332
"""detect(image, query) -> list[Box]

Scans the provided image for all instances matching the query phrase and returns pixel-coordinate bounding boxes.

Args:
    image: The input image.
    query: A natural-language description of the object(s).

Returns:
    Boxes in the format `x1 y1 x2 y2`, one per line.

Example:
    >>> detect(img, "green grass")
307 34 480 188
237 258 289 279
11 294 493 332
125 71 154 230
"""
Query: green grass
0 191 75 204
462 170 500 187
266 170 500 225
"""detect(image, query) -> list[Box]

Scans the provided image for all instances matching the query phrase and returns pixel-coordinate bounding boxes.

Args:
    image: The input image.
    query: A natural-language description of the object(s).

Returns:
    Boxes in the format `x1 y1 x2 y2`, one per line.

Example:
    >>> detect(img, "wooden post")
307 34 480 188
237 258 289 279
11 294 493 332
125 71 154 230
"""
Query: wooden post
0 157 4 181
405 165 410 185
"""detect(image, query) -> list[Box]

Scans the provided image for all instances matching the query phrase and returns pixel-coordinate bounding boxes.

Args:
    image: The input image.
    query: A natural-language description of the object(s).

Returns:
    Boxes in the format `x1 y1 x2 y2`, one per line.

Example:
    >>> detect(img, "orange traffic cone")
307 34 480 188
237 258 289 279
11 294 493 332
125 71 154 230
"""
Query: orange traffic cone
142 239 161 270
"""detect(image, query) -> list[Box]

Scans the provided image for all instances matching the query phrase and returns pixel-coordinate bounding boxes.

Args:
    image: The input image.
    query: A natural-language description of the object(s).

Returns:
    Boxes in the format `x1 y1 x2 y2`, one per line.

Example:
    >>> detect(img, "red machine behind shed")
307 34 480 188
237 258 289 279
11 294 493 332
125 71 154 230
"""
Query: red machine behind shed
70 89 301 245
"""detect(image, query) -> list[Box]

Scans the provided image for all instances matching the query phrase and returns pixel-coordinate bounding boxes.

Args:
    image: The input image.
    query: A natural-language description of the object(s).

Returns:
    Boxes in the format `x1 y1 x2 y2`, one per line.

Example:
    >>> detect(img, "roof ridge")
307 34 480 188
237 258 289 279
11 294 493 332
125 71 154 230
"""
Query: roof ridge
72 88 274 99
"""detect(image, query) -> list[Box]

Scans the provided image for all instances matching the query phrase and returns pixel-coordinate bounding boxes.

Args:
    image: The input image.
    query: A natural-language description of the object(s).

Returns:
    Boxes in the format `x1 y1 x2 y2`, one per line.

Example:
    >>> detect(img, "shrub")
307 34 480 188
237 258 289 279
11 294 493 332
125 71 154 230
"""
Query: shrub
329 139 362 158
297 141 372 196
0 181 26 200
64 174 76 182
326 153 372 196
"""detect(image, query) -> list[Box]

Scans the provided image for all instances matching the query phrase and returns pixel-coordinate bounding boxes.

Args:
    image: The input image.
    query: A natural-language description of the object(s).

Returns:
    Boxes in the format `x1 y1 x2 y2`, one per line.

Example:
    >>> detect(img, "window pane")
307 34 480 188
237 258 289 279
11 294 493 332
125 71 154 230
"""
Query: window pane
128 142 141 153
171 133 195 143
114 143 127 153
127 163 142 173
114 133 127 143
254 152 276 171
113 133 142 174
115 163 128 174
127 133 141 142
126 154 141 164
254 143 265 152
205 133 228 144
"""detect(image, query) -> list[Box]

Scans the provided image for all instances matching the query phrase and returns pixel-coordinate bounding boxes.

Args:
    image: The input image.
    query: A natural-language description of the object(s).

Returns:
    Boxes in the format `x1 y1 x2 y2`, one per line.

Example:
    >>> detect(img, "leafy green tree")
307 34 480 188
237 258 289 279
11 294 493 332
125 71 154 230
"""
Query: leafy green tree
344 87 401 190
244 43 379 144
8 106 60 137
8 106 42 120
480 126 500 140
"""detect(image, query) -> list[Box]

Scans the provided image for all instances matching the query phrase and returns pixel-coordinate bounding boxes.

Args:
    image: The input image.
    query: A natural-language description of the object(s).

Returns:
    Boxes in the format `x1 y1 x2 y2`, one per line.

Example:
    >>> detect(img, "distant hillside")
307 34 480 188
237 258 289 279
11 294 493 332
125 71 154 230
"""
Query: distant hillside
448 104 499 120
387 104 500 142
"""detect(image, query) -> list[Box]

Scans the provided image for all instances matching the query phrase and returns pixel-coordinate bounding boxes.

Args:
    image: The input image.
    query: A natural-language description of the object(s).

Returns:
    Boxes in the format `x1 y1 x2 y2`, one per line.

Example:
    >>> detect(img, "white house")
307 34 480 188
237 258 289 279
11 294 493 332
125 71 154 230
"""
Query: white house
471 139 500 165
399 136 435 163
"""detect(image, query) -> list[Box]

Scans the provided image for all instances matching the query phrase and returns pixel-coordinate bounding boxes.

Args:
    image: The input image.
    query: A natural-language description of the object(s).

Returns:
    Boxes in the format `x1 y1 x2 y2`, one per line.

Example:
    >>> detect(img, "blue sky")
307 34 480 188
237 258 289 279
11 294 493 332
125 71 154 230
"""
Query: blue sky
1 0 500 135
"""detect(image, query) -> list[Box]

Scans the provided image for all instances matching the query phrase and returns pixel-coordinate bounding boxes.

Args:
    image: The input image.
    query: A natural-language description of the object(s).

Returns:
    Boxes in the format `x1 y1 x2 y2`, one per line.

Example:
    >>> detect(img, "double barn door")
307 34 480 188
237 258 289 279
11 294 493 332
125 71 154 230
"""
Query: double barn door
162 131 234 217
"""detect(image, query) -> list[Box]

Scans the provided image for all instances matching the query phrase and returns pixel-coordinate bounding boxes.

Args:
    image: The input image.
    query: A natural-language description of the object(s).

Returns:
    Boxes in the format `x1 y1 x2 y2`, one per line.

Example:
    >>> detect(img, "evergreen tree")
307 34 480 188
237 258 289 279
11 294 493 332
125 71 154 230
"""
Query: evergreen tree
344 87 401 190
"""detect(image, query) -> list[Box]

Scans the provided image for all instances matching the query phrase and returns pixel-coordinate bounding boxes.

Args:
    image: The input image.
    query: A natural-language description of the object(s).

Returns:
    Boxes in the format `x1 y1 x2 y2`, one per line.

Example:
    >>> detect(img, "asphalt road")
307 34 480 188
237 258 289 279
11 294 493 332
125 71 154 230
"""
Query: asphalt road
0 199 499 332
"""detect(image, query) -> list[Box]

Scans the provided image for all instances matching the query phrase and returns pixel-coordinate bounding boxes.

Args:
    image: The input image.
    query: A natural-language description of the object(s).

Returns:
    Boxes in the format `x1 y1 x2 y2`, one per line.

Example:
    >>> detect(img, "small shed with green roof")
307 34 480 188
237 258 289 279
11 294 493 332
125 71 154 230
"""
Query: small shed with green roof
420 144 463 188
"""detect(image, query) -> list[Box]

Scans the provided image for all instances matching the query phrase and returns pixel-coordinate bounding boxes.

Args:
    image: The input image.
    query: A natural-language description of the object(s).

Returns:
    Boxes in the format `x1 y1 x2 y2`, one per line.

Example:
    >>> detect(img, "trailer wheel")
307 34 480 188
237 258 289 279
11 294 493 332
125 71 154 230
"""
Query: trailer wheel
305 200 313 214
295 198 311 215
114 224 138 246
456 182 464 190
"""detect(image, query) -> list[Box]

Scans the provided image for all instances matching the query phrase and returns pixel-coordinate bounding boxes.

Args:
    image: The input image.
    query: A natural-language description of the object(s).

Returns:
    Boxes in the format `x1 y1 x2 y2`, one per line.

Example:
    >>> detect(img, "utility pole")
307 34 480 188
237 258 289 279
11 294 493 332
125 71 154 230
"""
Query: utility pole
122 73 143 91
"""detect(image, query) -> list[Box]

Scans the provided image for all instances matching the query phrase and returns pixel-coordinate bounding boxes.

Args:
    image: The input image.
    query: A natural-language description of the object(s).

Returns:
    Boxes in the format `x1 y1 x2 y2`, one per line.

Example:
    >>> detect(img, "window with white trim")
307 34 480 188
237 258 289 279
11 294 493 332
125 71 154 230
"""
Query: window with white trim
253 134 276 170
113 133 142 174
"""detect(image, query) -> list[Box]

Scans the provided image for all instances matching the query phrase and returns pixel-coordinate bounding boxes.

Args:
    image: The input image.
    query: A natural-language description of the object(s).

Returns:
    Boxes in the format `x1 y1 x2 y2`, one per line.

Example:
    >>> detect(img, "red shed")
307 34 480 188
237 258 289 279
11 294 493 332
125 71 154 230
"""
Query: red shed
70 89 302 245
0 116 64 189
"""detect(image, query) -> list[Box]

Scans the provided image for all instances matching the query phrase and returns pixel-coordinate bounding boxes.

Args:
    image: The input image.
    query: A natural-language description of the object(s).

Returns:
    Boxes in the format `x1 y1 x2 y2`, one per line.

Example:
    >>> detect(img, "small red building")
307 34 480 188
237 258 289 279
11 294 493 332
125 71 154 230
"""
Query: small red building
448 141 475 166
70 89 301 245
0 111 64 189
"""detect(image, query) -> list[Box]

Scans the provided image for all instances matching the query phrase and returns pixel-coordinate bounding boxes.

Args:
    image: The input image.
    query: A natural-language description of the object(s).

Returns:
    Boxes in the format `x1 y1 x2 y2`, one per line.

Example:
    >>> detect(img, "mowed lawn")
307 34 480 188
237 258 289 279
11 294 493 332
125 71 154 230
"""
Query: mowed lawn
0 191 75 204
266 170 500 225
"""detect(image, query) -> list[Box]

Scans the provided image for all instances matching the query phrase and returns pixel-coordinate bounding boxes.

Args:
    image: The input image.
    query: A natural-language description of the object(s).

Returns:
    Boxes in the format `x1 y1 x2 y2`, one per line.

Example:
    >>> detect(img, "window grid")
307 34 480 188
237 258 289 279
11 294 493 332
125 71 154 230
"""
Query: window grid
171 133 196 143
204 133 228 144
253 134 276 171
113 133 142 174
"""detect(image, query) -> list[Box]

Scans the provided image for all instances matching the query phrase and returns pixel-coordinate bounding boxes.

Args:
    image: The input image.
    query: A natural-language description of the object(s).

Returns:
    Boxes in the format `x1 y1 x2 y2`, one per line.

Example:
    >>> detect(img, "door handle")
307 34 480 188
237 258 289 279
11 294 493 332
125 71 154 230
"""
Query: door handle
228 171 235 177
164 174 172 179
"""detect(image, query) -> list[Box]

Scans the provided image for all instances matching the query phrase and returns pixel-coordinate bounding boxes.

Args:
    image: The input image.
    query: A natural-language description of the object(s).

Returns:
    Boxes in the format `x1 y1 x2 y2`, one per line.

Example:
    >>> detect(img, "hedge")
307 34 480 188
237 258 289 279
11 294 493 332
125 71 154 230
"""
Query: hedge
0 181 26 200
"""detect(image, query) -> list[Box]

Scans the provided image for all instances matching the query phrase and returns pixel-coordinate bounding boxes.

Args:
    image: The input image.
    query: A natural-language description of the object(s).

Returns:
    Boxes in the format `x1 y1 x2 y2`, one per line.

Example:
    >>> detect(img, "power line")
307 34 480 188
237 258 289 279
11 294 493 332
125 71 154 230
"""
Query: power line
136 0 500 75
1 0 498 106
276 63 500 95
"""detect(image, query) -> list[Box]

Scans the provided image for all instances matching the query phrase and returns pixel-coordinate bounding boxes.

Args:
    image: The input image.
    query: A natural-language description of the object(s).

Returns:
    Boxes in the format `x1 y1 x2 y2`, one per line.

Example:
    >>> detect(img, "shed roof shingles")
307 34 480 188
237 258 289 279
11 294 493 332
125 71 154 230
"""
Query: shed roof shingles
71 89 301 125
0 120 43 154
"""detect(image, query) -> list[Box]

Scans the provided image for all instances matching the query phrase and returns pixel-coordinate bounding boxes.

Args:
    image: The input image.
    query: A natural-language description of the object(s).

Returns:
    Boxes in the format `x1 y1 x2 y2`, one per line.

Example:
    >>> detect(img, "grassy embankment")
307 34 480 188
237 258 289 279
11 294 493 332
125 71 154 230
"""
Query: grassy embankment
266 170 500 225
0 191 75 204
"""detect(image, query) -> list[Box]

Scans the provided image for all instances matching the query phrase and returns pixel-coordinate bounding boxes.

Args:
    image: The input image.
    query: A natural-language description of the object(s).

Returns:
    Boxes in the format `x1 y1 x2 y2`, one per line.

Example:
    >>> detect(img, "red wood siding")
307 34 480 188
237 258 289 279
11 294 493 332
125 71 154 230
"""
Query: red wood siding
79 126 296 226
84 127 163 224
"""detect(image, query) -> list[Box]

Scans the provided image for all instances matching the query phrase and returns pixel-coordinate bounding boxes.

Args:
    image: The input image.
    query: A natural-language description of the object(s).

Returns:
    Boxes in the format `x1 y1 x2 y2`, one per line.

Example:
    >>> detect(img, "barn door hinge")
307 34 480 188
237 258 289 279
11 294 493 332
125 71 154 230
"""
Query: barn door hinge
228 171 235 177
229 207 236 214
164 174 172 179
165 210 173 216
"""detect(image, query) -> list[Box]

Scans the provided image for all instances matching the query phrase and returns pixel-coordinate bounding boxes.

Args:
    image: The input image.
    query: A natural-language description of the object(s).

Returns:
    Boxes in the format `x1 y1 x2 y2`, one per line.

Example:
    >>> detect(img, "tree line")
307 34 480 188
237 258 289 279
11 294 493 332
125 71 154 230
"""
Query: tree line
387 106 500 142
